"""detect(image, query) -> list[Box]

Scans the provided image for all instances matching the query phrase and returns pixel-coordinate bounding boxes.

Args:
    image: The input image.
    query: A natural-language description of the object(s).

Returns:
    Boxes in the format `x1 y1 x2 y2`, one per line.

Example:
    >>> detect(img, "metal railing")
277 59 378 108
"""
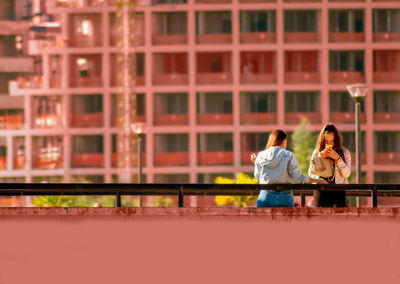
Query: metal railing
0 183 399 207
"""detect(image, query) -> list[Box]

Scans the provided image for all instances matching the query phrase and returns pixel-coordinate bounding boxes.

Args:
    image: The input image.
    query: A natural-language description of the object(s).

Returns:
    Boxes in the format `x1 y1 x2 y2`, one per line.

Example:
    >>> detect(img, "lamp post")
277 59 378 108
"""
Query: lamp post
130 122 146 207
346 84 368 206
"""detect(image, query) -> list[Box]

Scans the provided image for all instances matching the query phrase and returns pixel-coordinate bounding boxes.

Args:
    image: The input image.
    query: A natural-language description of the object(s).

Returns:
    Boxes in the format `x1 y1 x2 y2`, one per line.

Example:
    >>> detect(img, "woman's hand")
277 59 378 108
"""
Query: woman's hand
324 148 340 161
250 153 257 164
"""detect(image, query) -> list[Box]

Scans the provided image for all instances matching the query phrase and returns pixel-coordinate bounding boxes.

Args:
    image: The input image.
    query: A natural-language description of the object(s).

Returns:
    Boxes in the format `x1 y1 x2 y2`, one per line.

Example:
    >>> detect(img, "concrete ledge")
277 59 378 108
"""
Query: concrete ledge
0 207 399 220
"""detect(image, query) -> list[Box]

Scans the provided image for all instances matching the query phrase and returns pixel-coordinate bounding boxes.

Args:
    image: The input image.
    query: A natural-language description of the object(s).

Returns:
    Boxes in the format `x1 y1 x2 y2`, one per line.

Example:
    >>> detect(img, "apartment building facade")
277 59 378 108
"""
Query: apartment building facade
1 0 400 205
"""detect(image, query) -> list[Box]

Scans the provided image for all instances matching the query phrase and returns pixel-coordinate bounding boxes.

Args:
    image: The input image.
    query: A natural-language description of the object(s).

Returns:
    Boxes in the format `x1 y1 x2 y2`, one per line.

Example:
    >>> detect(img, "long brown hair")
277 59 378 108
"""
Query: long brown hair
316 123 345 162
265 129 288 149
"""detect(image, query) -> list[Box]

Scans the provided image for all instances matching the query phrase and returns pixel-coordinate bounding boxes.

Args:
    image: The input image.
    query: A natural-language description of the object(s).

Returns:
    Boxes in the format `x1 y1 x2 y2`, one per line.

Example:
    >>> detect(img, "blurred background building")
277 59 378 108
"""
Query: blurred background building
0 0 399 204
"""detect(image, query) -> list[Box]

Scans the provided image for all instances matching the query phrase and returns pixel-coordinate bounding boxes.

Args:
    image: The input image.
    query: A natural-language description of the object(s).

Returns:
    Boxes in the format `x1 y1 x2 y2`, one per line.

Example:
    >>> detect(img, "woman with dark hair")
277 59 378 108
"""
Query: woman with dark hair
252 129 326 207
308 123 351 207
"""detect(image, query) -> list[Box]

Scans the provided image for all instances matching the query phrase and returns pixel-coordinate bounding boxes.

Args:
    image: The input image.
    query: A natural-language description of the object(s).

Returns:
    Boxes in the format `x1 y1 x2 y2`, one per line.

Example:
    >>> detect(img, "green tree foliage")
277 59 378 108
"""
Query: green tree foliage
292 117 317 175
214 173 259 207
32 196 77 207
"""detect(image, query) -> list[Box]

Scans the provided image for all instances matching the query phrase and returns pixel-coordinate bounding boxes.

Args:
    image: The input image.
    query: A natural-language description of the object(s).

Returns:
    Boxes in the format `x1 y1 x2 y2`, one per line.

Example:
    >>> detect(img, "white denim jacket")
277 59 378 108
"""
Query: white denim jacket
308 148 352 184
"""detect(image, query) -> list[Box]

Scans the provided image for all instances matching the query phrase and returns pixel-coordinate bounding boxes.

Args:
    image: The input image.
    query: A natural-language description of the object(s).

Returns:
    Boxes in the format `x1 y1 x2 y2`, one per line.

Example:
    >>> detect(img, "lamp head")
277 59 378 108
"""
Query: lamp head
130 122 146 136
346 84 368 103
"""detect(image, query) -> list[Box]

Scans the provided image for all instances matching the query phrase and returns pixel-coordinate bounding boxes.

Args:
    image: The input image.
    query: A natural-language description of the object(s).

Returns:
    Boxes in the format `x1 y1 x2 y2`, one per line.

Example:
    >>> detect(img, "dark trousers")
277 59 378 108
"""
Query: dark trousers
314 190 347 207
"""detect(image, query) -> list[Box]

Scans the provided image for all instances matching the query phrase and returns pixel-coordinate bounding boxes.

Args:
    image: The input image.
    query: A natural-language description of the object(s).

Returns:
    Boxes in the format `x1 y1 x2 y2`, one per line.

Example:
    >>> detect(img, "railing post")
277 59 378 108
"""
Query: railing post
300 193 306 207
116 193 121 208
178 186 184 208
372 186 377 208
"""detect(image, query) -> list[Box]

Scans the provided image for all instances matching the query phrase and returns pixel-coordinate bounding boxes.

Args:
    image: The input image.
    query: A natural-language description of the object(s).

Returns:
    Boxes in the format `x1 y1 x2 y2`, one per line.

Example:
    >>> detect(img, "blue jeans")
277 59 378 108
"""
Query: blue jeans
257 190 294 207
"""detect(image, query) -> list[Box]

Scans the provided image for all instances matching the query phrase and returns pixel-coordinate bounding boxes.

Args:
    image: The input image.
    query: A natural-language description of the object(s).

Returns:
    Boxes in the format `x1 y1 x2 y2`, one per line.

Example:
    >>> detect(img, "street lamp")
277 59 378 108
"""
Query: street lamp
130 122 146 206
346 84 368 205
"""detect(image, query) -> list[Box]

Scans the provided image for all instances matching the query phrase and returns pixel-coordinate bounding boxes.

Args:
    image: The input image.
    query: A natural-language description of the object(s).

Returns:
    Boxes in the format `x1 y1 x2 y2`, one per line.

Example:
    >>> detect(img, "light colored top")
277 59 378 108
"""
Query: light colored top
254 146 310 184
308 148 352 184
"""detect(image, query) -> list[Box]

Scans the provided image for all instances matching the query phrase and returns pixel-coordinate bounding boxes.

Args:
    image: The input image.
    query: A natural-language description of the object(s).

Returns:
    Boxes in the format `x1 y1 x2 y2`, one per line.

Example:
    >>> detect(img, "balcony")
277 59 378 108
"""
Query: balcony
239 0 275 2
112 153 146 168
374 32 400 42
197 114 233 125
374 72 400 83
34 114 61 128
28 39 58 55
329 71 364 84
197 151 233 165
375 152 400 164
284 32 319 43
241 73 276 85
196 0 231 3
241 152 253 165
330 112 366 124
72 153 103 168
70 113 103 128
285 0 320 2
33 155 63 169
196 73 232 85
153 74 188 86
9 76 43 94
70 76 102 88
196 11 231 45
285 72 319 84
329 32 364 43
154 152 189 167
285 112 321 124
241 113 277 125
0 57 34 73
0 114 23 129
154 114 188 126
153 34 187 45
111 114 145 127
374 113 400 124
196 34 231 45
0 157 6 170
240 32 276 44
13 156 25 170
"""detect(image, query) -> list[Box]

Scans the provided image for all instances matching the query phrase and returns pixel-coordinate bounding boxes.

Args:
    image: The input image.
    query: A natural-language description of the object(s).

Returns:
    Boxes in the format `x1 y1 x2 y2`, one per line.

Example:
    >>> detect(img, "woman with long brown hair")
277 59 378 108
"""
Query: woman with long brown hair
308 123 351 207
253 129 326 207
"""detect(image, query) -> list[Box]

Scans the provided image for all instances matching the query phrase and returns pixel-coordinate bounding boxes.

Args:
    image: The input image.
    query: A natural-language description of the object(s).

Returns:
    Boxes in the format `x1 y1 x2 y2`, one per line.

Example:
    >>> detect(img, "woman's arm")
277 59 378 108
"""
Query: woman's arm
288 152 310 184
335 148 351 179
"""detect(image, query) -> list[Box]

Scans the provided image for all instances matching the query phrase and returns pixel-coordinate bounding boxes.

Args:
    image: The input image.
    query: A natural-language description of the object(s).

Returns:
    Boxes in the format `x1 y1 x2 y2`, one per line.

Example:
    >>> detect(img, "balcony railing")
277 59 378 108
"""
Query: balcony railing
197 114 233 125
286 112 321 124
196 0 231 3
0 183 399 208
110 34 144 46
70 76 103 88
70 113 103 127
241 74 276 84
373 72 400 83
153 34 187 45
33 155 63 169
198 151 233 165
285 72 319 84
197 73 232 85
0 157 6 170
374 152 400 164
284 32 319 43
241 151 253 165
72 153 103 167
111 114 145 127
153 74 188 86
330 112 366 124
13 157 25 170
154 152 189 166
240 32 276 44
329 32 364 43
196 34 232 44
35 114 61 128
374 113 400 124
239 0 276 3
241 113 277 125
0 114 23 129
373 32 400 42
329 71 364 83
112 153 146 167
154 114 188 126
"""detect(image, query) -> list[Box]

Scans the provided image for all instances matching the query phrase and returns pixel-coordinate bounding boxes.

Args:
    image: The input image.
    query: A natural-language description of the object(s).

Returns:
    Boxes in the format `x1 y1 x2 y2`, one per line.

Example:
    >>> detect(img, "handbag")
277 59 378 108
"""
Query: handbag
309 155 334 178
